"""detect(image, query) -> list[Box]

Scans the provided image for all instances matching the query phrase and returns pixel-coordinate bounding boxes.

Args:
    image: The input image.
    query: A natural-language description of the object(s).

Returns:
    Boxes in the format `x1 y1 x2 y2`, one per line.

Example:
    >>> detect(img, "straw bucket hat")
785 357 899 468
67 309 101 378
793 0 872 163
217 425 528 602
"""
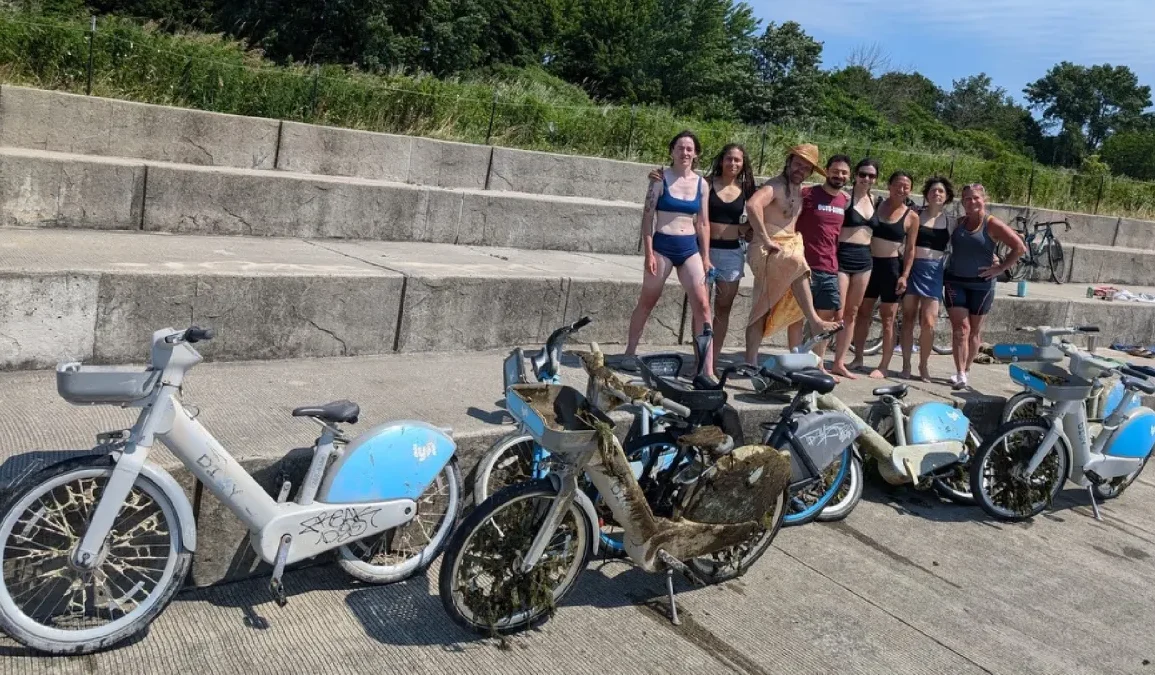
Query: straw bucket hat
787 143 825 177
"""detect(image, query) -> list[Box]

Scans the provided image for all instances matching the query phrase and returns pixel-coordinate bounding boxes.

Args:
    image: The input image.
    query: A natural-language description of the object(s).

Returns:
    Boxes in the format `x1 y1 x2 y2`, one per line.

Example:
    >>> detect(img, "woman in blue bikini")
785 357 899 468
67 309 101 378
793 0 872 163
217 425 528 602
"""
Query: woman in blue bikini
625 130 715 375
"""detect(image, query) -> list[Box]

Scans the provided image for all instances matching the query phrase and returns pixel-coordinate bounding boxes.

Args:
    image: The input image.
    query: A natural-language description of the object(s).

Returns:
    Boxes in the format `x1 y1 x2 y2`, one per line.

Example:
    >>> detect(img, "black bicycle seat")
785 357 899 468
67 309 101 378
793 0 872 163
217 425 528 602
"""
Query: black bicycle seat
791 369 836 395
872 384 909 399
638 359 727 413
292 400 360 424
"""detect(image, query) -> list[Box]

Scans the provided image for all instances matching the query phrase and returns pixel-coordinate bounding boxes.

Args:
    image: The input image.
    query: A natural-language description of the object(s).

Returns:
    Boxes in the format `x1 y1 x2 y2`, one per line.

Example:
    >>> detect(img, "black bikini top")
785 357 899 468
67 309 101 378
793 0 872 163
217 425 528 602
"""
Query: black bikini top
842 196 878 231
915 213 950 251
708 182 746 225
874 201 909 243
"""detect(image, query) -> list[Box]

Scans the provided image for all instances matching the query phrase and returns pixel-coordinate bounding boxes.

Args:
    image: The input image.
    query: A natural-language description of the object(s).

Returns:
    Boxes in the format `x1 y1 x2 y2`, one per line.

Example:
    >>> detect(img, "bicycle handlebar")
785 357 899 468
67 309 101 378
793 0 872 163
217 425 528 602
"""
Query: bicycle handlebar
165 326 215 345
797 323 845 355
533 316 592 379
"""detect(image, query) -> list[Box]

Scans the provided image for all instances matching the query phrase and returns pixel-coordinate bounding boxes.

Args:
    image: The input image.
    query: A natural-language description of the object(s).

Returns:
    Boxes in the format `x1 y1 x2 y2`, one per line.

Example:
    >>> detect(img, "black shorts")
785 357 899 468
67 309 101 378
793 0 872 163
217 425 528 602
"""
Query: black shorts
837 242 872 274
943 276 995 315
864 257 904 303
810 270 841 311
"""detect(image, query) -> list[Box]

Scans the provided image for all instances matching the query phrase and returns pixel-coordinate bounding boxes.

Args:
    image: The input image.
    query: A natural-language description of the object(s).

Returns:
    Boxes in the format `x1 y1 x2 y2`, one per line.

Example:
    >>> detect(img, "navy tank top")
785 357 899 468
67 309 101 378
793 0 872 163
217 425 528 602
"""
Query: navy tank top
947 215 997 279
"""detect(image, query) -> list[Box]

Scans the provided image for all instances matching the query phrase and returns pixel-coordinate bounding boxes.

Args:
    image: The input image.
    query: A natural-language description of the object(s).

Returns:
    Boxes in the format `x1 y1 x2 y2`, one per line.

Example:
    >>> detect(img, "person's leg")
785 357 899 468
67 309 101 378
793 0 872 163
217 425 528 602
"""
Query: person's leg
811 272 840 365
787 319 805 352
917 297 939 381
833 271 868 378
870 302 899 379
947 306 971 388
626 254 675 356
677 253 715 376
899 293 920 378
712 280 739 364
967 314 986 375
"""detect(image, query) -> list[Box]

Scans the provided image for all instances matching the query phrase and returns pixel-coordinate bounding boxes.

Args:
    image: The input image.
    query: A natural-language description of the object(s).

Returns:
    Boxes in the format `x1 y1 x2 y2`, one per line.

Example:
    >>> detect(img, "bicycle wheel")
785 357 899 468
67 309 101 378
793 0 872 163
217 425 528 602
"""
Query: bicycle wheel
438 479 591 636
969 420 1070 522
1001 391 1043 424
1092 455 1149 501
0 456 191 654
1046 237 1065 284
472 433 562 506
861 307 885 356
815 446 864 522
783 445 854 527
686 485 788 584
338 458 462 584
999 240 1028 282
930 424 981 505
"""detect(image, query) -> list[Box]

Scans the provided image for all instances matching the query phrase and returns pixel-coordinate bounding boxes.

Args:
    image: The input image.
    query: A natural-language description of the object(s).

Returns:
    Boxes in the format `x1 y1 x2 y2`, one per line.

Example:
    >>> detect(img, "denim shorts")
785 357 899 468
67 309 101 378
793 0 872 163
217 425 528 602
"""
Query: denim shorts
810 270 841 311
709 240 746 282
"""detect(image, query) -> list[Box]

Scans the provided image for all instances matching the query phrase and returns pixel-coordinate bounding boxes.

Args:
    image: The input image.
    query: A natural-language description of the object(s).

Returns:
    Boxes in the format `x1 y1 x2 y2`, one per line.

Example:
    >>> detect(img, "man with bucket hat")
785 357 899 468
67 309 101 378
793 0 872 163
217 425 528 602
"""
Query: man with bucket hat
742 143 840 368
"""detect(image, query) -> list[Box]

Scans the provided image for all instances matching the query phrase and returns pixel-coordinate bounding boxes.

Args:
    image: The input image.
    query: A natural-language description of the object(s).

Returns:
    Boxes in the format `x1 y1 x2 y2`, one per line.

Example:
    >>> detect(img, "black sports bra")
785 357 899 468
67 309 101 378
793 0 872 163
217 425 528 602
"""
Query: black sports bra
916 214 950 251
874 202 909 243
708 183 746 225
842 197 878 230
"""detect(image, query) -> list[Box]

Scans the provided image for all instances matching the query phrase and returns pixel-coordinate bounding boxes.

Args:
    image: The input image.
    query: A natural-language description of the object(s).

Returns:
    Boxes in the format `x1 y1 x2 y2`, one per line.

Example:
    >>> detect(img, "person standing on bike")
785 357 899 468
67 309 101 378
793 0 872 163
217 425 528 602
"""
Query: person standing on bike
900 176 954 381
849 171 919 379
625 130 715 376
787 154 852 374
830 158 880 380
943 183 1025 389
645 144 757 372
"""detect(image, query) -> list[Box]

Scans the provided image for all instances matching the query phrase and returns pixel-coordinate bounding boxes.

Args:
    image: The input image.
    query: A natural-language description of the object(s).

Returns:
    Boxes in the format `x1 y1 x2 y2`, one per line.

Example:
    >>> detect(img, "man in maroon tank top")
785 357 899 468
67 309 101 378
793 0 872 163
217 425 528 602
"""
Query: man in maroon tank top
788 155 851 369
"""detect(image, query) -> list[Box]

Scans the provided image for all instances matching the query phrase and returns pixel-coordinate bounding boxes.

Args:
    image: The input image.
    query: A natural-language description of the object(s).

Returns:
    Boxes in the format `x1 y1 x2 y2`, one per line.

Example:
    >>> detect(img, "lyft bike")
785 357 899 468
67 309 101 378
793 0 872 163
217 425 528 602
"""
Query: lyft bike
970 330 1155 521
439 342 850 636
0 326 461 655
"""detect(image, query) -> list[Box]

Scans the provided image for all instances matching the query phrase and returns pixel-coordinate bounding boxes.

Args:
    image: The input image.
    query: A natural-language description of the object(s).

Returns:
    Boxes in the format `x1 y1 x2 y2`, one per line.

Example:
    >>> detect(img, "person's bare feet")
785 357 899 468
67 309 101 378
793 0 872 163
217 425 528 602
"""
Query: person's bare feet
899 369 912 380
831 362 858 380
869 368 886 379
918 364 931 382
817 364 841 383
849 359 864 372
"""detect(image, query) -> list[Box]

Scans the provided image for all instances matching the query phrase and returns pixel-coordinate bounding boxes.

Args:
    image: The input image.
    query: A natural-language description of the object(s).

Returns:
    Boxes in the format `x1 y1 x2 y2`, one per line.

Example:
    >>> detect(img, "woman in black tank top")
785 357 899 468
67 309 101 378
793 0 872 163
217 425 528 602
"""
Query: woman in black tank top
899 176 954 381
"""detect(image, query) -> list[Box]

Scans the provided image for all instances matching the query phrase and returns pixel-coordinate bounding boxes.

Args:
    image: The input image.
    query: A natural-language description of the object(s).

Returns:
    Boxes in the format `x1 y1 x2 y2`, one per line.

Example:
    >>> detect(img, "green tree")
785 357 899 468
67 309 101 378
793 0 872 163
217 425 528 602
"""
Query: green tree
1024 62 1152 151
742 20 822 125
1101 131 1155 180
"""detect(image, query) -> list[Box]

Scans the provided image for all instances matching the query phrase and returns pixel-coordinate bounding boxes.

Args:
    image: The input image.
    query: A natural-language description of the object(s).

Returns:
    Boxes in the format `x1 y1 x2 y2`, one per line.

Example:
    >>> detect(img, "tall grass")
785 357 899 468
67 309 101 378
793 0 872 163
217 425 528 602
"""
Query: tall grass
2 11 1155 219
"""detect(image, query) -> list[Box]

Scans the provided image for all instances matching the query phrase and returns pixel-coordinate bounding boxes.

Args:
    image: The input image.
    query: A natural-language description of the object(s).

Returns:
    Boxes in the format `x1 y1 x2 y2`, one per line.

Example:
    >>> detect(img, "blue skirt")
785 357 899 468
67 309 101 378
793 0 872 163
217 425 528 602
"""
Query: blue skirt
908 258 945 299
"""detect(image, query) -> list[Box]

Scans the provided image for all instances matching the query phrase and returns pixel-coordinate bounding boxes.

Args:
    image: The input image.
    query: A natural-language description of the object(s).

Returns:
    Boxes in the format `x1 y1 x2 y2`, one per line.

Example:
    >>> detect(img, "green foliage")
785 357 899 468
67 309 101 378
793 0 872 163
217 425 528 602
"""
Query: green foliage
1101 131 1155 180
742 20 822 125
1025 62 1152 151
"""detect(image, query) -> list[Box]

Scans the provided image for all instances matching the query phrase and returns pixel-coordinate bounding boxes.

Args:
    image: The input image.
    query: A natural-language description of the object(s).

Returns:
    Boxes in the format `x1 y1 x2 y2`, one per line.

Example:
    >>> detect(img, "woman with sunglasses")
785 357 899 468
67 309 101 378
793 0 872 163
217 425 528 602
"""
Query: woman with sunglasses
830 158 880 379
943 183 1025 389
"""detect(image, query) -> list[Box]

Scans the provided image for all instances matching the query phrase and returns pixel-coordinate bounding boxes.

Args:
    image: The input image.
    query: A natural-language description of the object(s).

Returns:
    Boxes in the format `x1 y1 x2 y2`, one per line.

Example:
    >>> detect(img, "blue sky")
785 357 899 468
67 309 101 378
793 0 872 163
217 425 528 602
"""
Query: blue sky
750 0 1155 110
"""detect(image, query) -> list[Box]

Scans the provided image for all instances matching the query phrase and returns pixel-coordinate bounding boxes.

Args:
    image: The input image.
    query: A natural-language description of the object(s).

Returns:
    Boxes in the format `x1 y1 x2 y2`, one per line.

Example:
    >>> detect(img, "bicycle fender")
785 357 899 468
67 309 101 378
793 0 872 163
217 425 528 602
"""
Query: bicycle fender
319 420 456 503
548 473 599 556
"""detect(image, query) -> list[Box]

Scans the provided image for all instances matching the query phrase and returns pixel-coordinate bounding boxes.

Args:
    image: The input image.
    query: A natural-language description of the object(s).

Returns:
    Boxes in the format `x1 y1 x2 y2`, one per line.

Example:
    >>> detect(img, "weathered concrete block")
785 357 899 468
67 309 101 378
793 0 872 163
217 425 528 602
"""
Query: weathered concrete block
395 275 568 352
975 296 1073 345
93 273 403 363
456 190 640 254
0 149 145 230
563 279 685 346
1112 217 1155 251
1066 244 1155 285
143 165 424 240
0 273 98 370
1060 298 1155 344
0 85 279 169
408 137 490 190
275 121 412 182
1032 208 1117 247
488 147 652 203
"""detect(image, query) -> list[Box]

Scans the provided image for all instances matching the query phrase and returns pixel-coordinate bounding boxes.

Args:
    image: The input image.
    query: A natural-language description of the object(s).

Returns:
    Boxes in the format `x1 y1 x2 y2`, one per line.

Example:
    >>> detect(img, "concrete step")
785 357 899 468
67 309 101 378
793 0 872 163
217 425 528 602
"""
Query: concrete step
1063 243 1155 286
0 146 643 255
0 343 1024 588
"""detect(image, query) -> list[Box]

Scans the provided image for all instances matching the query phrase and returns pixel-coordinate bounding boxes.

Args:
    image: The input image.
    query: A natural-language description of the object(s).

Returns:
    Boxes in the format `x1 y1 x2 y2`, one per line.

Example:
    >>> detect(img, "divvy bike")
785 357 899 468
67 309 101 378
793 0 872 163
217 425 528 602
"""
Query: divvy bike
971 327 1155 521
0 326 462 654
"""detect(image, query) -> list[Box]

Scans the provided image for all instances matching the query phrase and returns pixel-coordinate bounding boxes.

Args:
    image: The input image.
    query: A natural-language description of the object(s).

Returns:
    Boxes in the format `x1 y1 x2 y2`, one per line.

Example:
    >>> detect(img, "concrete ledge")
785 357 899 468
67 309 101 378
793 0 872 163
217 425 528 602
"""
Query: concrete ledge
0 148 145 230
487 146 652 203
1066 244 1155 286
0 85 278 169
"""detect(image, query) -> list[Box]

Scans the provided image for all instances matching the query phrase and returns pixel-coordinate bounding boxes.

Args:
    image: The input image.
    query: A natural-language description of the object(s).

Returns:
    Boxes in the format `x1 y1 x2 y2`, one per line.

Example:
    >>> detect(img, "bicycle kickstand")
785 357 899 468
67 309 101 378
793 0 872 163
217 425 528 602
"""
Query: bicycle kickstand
656 549 706 626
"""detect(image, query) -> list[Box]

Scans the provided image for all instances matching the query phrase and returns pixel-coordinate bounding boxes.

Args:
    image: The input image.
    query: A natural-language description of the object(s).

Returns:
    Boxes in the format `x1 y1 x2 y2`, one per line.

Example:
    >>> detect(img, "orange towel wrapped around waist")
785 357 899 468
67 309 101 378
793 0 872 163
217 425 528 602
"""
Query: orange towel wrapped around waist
746 231 811 338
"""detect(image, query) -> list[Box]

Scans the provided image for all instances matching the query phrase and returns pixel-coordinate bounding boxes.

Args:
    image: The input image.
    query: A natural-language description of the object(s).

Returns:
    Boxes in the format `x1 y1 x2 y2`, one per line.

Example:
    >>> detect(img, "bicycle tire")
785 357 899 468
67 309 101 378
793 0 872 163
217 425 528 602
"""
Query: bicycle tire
1047 237 1065 284
969 419 1070 522
783 446 854 527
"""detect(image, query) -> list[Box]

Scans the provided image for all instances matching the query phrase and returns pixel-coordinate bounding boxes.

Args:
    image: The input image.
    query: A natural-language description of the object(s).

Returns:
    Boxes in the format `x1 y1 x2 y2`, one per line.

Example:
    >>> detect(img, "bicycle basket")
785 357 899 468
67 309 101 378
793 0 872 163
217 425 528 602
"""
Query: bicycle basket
502 348 528 391
637 358 727 412
1008 361 1092 401
505 383 613 457
56 362 161 405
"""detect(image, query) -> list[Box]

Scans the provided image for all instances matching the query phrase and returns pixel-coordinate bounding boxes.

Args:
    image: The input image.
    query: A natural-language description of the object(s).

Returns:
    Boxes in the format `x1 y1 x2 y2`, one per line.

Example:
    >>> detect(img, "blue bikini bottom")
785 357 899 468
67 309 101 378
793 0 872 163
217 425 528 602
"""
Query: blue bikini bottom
652 232 700 267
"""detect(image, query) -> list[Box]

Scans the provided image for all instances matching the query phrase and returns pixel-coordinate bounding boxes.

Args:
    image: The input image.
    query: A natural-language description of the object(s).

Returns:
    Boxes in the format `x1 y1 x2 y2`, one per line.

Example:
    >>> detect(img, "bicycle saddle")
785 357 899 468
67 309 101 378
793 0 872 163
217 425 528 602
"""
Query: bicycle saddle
872 384 908 399
790 369 836 395
292 400 360 424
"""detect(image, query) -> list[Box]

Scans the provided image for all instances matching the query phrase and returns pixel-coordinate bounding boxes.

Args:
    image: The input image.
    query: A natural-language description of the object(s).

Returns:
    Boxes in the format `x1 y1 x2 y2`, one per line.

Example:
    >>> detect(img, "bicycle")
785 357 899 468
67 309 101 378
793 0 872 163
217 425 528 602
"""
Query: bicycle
999 212 1070 284
0 326 462 654
970 331 1155 522
438 345 849 636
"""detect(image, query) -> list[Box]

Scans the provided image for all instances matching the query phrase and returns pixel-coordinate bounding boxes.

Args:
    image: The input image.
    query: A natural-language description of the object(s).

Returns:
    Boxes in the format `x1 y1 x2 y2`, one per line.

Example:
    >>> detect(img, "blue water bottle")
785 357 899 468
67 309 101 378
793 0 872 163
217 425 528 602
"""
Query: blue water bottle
1016 279 1028 297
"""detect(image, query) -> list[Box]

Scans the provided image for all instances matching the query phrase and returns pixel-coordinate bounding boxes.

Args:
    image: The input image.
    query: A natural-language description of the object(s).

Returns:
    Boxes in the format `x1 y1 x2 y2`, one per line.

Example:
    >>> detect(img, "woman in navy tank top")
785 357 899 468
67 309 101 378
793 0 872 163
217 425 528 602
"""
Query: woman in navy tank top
942 183 1025 389
625 130 716 375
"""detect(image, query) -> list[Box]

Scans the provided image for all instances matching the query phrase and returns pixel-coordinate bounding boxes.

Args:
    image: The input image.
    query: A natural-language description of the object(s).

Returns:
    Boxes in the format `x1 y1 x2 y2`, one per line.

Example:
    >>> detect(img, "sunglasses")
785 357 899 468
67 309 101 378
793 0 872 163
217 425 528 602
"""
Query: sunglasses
857 171 877 179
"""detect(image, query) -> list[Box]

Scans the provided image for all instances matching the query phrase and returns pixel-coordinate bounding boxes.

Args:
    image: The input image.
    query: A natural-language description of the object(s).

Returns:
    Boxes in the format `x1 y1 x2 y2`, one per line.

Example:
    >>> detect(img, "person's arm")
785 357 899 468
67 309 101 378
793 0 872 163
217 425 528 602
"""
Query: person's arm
745 183 779 251
980 215 1026 280
641 180 661 275
647 167 664 183
698 177 711 270
897 210 919 294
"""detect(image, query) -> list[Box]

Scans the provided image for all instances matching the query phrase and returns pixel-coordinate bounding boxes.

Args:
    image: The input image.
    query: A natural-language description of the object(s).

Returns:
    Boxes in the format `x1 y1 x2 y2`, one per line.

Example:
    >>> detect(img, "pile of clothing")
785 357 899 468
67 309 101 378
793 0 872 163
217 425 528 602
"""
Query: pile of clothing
1089 285 1155 303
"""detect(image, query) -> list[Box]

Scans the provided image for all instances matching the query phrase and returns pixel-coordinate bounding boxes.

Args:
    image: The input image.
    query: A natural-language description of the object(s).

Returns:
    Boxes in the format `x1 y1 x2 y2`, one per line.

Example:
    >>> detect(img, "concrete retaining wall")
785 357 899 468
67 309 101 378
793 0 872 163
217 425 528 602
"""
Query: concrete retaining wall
0 149 145 230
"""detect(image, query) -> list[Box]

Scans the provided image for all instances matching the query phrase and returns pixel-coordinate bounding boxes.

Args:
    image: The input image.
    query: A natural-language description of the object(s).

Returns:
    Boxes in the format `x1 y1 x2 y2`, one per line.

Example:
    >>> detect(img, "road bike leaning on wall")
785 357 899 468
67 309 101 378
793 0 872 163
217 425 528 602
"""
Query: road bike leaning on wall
998 212 1070 284
0 326 462 655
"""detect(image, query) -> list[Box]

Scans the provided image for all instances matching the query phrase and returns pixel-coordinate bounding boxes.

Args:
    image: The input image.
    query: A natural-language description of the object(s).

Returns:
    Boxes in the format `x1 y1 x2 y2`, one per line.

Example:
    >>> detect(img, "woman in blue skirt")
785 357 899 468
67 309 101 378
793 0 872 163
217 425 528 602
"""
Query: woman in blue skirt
899 176 953 381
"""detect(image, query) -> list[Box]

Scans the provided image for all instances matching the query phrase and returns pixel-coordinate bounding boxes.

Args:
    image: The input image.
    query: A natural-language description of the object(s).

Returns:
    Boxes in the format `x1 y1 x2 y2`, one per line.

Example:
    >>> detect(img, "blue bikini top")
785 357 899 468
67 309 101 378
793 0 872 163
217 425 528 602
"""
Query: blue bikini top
656 173 702 215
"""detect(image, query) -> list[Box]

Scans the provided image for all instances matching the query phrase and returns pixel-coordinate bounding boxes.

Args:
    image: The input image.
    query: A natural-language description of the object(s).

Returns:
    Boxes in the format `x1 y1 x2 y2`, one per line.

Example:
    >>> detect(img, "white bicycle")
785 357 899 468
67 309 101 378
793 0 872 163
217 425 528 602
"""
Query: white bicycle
0 326 462 654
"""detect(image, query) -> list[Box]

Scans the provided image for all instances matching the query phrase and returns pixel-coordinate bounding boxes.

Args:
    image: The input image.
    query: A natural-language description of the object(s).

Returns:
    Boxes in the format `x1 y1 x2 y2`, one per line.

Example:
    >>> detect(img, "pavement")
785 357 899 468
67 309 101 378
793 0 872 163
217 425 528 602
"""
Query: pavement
4 343 1155 673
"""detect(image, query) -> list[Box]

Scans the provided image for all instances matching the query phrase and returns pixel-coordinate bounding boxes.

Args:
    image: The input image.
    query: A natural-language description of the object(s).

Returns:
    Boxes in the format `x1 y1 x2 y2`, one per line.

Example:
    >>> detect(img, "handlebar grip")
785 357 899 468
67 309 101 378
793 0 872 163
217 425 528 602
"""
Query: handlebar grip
1121 366 1148 380
658 396 692 419
1075 326 1100 333
572 316 591 330
185 326 215 343
1124 376 1155 395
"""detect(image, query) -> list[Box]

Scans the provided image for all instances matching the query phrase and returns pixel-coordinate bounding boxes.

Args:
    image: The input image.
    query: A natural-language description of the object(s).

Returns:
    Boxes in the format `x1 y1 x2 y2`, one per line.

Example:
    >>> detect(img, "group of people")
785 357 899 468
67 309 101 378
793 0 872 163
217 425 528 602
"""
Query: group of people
623 131 1027 390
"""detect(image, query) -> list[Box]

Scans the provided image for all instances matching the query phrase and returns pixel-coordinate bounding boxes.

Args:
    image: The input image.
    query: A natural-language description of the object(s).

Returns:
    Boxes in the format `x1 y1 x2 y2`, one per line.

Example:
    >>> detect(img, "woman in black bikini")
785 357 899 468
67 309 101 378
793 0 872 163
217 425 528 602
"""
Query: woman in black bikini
625 130 714 375
850 170 919 379
831 158 879 380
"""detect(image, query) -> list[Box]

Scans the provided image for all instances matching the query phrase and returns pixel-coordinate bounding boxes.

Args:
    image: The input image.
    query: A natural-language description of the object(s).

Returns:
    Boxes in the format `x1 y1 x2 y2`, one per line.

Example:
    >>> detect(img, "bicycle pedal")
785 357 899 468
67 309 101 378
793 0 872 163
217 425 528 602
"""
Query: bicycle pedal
269 578 288 608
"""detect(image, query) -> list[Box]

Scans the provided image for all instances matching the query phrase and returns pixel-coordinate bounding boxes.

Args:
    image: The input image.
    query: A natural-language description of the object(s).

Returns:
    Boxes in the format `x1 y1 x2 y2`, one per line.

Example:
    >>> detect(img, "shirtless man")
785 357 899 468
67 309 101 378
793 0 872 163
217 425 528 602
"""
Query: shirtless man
744 144 841 367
